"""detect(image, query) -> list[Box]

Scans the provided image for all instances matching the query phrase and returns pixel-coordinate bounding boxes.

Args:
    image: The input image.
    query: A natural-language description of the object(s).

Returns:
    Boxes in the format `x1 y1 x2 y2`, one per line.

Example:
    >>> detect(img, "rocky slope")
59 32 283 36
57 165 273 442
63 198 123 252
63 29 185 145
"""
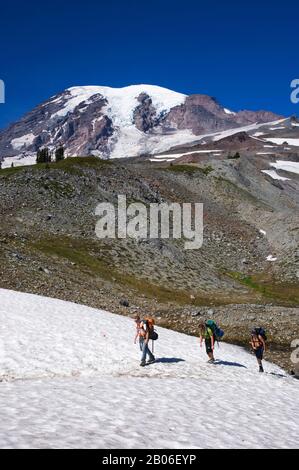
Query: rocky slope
0 84 282 162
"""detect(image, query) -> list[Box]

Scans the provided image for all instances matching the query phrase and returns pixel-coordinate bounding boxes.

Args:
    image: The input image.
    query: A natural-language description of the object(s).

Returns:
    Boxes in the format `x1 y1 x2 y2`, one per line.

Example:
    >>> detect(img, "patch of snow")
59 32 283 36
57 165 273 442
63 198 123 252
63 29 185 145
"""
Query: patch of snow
1 153 36 169
45 95 63 106
270 161 299 175
224 108 236 115
256 152 275 155
259 229 267 236
0 289 298 449
149 158 176 162
266 255 277 262
150 149 223 161
269 127 286 130
261 170 290 181
11 133 36 150
108 125 147 159
265 138 299 146
91 116 104 132
50 87 103 118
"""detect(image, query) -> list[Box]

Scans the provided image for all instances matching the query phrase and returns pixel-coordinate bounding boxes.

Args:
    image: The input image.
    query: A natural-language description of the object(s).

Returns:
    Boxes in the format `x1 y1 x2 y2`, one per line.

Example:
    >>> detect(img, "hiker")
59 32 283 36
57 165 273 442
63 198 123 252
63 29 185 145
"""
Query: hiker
199 321 215 363
138 318 157 367
134 315 144 351
250 328 266 373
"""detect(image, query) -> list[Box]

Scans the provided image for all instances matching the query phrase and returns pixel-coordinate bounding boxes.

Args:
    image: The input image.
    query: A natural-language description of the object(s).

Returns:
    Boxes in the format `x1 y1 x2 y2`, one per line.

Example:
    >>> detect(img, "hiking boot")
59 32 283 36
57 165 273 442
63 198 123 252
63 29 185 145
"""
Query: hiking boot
147 357 155 365
140 361 146 367
207 359 215 364
259 365 264 373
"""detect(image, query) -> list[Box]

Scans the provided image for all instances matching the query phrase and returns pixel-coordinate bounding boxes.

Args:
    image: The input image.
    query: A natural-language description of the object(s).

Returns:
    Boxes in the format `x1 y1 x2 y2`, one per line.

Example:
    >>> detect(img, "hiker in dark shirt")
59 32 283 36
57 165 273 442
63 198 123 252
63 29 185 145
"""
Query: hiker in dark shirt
250 329 266 373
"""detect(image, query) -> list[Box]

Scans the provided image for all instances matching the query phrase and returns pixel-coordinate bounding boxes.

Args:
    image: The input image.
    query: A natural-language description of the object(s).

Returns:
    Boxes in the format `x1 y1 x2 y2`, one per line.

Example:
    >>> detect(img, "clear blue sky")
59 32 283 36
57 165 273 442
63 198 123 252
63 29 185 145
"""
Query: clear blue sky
0 0 298 129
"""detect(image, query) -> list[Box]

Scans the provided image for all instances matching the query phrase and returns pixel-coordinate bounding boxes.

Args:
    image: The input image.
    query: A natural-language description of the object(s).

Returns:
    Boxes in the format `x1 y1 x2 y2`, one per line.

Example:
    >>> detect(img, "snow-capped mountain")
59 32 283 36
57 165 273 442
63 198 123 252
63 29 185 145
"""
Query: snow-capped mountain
0 288 298 449
0 84 282 161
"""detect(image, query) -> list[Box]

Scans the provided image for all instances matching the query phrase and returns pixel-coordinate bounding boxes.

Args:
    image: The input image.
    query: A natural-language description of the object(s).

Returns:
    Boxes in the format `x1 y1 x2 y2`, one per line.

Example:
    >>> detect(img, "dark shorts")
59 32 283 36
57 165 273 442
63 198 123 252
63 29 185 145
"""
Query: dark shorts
205 338 213 354
254 347 264 360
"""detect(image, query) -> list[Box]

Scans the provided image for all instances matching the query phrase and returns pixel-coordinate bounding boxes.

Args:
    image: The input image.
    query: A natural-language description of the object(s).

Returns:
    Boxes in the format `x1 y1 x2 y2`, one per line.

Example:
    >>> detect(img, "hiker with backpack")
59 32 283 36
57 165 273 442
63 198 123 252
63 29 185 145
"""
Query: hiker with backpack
250 328 267 373
199 320 224 364
138 318 158 367
200 322 215 363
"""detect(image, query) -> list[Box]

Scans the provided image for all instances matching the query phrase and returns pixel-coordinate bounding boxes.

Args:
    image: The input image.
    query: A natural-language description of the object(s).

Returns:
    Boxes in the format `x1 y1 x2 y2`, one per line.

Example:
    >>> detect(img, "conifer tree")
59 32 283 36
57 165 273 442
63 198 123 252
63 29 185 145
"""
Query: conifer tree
36 147 51 164
55 146 65 162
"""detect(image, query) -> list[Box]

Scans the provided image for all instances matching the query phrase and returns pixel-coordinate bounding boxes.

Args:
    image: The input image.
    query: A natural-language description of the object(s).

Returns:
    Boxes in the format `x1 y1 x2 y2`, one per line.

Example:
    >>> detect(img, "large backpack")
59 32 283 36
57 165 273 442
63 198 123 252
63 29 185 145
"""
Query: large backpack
205 320 224 341
142 318 159 341
254 327 267 341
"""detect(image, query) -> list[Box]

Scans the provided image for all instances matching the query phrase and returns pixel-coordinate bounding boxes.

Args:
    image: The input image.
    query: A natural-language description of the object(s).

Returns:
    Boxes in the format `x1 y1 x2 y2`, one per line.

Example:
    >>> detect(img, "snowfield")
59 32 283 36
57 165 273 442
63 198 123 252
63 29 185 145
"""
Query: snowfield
51 84 186 123
270 161 299 175
1 153 36 169
261 169 290 181
11 133 36 150
261 161 299 181
265 137 299 147
0 289 298 449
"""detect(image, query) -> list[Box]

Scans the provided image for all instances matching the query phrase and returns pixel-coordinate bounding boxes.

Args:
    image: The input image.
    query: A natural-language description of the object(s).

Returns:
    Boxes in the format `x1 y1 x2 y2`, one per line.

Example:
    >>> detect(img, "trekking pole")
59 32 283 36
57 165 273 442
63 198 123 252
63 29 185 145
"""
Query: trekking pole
152 339 154 354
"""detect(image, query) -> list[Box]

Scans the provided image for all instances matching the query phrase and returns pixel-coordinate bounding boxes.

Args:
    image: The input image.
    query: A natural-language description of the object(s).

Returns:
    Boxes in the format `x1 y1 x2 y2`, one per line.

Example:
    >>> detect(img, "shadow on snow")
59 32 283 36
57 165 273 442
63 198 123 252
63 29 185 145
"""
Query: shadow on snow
213 360 247 368
154 357 186 364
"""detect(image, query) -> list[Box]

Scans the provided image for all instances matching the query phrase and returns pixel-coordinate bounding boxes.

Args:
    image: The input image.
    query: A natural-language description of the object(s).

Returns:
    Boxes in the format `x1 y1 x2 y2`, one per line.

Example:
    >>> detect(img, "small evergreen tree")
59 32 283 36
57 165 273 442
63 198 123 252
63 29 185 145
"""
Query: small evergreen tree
36 149 41 164
36 147 51 164
55 146 65 162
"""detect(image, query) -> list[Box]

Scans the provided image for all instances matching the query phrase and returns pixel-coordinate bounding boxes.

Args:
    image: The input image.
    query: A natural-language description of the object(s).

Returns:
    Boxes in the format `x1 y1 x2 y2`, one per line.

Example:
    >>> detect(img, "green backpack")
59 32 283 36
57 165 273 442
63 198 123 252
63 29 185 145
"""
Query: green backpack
205 320 224 341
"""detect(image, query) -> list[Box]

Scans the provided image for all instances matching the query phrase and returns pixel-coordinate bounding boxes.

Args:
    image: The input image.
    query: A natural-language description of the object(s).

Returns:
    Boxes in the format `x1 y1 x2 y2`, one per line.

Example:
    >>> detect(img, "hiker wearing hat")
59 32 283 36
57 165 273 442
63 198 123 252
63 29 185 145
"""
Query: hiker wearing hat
250 328 267 373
